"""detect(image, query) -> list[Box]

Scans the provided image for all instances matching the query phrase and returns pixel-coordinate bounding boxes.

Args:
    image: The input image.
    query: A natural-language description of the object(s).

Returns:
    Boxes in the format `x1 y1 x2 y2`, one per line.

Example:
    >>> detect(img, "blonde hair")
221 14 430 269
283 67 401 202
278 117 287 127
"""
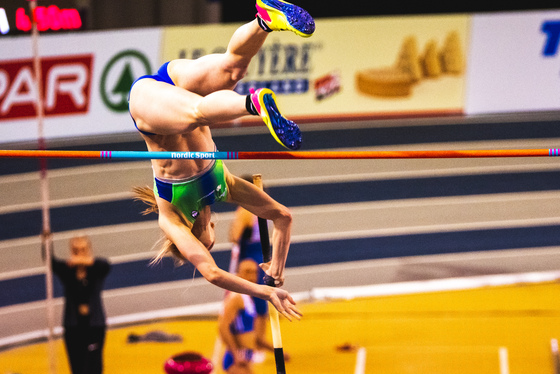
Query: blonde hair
69 235 92 256
70 235 91 248
132 186 188 265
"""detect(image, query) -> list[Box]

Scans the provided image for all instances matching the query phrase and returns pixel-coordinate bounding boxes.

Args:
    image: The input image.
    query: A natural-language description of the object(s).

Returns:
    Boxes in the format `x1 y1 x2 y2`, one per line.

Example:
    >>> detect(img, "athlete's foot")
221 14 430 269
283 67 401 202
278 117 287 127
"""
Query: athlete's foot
256 0 315 38
250 88 302 150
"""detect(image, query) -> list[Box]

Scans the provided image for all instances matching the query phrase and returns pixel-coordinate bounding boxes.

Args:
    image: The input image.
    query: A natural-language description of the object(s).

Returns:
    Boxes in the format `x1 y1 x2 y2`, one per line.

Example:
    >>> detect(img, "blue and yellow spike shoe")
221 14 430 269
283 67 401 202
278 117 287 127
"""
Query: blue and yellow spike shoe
250 88 302 150
256 0 315 38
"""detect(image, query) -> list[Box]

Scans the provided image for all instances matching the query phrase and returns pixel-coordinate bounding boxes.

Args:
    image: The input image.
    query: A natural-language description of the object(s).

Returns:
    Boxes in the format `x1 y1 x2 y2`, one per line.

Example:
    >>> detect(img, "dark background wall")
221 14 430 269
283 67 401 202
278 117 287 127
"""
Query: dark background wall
220 1 560 22
3 0 559 35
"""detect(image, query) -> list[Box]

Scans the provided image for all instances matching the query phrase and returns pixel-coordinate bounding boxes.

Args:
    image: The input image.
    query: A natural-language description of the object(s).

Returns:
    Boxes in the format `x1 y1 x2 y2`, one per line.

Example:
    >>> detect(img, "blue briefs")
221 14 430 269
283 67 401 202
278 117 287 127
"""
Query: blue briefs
129 61 173 136
153 160 228 223
223 349 253 371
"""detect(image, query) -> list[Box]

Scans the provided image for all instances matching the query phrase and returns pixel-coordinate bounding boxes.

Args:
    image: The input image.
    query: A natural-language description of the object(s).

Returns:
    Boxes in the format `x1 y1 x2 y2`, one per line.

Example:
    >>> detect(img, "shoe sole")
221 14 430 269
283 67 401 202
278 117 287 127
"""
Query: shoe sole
256 89 302 150
256 0 315 38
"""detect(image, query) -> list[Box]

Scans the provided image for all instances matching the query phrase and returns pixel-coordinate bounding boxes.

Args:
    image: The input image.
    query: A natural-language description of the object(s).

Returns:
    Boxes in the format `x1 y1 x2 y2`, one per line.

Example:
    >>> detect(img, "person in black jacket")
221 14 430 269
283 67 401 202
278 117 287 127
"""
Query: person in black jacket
44 233 111 374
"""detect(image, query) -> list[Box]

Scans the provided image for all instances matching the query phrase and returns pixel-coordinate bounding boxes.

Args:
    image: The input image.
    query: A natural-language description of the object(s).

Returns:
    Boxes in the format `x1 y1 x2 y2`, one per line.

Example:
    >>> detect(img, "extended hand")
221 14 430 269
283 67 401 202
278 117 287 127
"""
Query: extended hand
268 288 302 321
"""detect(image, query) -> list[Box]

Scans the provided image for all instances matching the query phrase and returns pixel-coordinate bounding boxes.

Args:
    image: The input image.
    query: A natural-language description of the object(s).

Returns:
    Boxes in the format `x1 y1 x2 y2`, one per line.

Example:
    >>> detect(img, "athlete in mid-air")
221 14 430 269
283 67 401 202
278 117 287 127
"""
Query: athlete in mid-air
130 0 315 319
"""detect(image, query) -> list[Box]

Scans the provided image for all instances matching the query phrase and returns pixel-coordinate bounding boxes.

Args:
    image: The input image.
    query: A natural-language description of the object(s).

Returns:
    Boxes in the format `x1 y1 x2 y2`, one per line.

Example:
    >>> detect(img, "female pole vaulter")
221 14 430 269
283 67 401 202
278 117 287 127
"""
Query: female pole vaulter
130 0 315 320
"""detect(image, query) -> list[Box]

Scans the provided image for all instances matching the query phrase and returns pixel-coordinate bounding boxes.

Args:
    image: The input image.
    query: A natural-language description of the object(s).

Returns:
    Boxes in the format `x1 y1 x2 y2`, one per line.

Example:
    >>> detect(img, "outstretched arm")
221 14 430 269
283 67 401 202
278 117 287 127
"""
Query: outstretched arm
156 199 301 320
225 170 292 286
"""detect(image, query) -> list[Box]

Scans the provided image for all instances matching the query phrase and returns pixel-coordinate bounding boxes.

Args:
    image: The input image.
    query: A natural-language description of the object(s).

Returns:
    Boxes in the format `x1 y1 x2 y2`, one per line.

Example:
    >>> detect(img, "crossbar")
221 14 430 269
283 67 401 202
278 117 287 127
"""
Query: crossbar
0 149 558 160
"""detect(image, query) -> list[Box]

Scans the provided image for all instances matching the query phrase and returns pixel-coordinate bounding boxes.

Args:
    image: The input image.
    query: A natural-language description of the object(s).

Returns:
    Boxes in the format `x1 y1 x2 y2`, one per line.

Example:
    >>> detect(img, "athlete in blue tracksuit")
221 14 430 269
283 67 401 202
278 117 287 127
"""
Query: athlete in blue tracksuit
219 259 260 373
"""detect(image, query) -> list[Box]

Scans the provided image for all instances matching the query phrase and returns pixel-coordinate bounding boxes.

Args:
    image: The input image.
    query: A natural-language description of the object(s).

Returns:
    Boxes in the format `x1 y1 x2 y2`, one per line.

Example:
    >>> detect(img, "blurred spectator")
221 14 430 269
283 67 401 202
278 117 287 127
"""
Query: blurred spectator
219 259 288 374
43 233 111 374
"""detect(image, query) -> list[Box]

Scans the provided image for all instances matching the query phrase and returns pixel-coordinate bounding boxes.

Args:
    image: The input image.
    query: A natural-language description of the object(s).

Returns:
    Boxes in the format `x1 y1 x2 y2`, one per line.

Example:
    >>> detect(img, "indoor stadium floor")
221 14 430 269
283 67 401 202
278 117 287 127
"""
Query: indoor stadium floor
2 280 560 374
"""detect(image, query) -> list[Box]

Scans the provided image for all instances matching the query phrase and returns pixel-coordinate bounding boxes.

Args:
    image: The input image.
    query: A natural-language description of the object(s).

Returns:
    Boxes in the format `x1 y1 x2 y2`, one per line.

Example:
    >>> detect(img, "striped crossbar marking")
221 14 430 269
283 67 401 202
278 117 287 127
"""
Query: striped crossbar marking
0 149 558 159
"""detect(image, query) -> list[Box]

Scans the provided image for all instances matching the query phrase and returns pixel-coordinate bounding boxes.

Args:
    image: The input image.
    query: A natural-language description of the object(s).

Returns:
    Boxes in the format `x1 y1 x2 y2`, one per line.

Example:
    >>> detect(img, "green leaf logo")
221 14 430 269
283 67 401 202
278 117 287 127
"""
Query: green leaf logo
100 50 152 112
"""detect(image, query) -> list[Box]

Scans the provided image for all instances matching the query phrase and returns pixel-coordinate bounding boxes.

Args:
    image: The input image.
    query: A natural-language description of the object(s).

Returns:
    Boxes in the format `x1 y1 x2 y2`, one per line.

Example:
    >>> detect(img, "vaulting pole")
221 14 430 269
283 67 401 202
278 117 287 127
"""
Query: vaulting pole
253 174 287 374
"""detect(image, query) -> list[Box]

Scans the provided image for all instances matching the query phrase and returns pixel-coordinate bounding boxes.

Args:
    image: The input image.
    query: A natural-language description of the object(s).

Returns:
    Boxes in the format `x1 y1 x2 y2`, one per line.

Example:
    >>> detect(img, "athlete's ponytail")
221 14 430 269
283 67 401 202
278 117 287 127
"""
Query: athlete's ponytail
132 186 188 265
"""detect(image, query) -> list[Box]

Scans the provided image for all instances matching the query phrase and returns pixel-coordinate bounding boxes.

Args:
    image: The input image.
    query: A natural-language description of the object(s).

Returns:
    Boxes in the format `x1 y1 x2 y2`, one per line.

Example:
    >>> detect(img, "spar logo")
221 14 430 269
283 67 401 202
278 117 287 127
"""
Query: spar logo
100 50 151 112
0 55 93 121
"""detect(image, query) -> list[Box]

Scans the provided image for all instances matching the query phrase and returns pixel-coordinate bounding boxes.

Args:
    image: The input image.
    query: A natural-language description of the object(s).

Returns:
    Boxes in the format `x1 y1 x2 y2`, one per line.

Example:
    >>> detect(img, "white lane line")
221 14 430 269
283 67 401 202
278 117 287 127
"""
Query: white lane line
289 215 560 244
309 270 560 301
289 191 560 215
0 191 134 214
2 160 559 187
0 221 160 250
262 163 560 187
499 347 510 374
354 347 367 374
0 161 149 184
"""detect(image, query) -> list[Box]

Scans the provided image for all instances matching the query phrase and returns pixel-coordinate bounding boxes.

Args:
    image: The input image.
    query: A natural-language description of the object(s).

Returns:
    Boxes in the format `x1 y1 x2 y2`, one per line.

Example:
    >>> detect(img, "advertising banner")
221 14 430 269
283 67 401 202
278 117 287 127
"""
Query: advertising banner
466 10 560 114
7 10 560 143
0 28 161 144
162 14 470 121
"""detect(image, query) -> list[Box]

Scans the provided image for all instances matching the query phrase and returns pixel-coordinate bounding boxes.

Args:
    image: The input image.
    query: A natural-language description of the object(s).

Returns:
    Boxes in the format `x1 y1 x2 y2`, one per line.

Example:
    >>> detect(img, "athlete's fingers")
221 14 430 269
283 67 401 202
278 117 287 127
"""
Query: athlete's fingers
285 307 302 320
285 293 295 305
270 291 290 320
281 310 293 322
289 305 303 318
279 299 301 321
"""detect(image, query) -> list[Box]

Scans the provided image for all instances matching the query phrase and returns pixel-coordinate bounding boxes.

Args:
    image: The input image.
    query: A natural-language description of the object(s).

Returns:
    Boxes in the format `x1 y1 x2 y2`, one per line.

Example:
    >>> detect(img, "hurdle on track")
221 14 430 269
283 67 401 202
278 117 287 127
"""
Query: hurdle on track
0 149 559 160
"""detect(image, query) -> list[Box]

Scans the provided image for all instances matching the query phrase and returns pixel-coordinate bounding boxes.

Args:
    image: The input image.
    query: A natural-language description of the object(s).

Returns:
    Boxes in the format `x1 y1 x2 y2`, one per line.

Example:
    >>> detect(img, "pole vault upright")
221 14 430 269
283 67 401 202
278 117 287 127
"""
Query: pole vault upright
29 1 56 373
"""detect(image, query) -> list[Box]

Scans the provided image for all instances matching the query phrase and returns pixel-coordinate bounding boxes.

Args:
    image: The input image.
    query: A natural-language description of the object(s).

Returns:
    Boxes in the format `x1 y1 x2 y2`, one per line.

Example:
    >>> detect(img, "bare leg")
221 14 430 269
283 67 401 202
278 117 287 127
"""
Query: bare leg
225 19 269 78
171 20 267 94
129 81 250 135
129 20 268 135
